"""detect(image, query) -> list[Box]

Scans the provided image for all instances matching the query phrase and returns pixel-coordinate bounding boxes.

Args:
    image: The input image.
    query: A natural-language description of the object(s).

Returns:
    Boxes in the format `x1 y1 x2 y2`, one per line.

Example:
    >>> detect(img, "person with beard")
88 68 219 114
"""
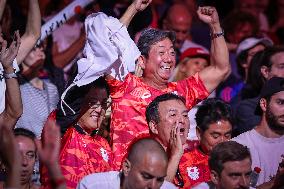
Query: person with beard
233 77 284 188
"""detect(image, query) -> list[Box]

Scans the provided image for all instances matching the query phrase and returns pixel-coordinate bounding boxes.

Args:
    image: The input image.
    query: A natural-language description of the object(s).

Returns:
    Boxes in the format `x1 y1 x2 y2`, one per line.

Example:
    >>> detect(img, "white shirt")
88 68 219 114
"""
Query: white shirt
232 129 284 185
77 171 177 189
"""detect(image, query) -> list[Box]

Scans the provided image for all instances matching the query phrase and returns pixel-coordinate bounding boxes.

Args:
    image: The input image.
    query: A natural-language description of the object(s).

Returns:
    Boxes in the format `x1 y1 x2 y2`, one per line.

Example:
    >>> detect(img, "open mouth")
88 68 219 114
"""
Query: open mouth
161 65 171 71
179 128 186 135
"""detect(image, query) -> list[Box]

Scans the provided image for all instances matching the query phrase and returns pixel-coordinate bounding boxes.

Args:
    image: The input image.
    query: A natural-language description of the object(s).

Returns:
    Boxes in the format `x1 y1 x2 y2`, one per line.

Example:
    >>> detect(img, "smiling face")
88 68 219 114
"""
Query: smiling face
78 87 109 133
151 99 189 147
15 136 36 185
142 38 176 85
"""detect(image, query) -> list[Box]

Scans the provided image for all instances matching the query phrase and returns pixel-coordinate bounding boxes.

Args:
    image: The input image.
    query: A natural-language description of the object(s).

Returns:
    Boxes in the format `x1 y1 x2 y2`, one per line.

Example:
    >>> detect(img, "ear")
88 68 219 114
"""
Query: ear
210 170 220 185
259 98 268 113
149 121 158 135
137 55 146 70
122 159 131 176
260 65 269 80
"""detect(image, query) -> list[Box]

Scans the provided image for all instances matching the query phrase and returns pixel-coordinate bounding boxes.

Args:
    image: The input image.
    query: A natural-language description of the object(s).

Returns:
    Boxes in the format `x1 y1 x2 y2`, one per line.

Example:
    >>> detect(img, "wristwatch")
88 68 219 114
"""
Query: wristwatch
210 29 224 39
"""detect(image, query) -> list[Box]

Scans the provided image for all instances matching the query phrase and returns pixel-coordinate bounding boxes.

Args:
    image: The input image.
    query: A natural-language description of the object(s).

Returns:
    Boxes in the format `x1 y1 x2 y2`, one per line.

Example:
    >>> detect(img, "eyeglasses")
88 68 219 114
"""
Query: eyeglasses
88 101 109 110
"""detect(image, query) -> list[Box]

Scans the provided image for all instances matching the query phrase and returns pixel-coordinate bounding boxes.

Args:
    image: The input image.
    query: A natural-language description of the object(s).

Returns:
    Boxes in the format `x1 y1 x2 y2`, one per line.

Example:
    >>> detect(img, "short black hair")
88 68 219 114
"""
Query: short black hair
195 98 233 132
14 128 36 140
209 141 251 175
137 28 176 58
146 93 186 125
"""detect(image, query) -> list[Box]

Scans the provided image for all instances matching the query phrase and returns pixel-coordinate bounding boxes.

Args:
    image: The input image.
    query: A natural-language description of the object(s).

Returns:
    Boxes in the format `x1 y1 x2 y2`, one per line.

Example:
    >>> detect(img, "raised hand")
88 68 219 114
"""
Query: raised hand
197 7 220 26
0 31 21 70
169 122 184 158
133 0 152 12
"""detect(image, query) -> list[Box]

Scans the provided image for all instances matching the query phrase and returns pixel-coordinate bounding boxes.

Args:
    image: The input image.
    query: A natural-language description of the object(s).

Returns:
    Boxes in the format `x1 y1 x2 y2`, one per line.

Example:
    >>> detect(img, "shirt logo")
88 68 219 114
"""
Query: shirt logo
187 166 199 180
141 91 151 99
100 147 109 162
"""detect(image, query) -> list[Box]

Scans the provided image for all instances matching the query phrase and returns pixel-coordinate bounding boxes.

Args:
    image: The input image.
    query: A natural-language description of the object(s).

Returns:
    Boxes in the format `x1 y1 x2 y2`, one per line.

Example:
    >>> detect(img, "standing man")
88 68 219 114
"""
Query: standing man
66 0 230 170
233 77 284 188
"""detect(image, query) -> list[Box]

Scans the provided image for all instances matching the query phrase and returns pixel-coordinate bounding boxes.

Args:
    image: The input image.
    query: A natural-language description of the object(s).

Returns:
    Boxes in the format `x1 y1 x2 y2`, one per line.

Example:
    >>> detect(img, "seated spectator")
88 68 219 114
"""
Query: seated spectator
192 141 253 189
146 94 233 188
41 78 113 188
77 137 177 189
233 77 284 188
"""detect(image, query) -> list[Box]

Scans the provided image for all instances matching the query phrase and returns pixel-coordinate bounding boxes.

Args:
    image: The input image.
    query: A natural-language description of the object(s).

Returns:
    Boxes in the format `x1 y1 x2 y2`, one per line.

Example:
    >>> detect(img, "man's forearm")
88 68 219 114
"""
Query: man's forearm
119 3 138 27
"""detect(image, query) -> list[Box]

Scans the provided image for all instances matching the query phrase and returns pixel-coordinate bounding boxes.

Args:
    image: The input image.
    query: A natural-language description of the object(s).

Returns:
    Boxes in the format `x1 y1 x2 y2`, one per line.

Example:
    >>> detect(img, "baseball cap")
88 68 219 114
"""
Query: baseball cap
255 77 284 115
180 47 210 62
236 37 273 57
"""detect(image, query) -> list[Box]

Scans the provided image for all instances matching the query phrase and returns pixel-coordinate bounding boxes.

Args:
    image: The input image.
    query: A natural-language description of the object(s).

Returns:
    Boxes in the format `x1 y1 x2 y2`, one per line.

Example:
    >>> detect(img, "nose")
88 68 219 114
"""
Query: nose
147 179 158 189
162 51 172 63
22 155 28 167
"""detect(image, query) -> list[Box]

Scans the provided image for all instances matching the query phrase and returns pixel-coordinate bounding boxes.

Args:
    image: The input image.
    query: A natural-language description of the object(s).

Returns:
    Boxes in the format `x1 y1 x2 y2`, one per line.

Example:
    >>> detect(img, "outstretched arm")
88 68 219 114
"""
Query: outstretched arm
119 0 152 27
0 31 22 129
16 0 41 64
198 7 230 93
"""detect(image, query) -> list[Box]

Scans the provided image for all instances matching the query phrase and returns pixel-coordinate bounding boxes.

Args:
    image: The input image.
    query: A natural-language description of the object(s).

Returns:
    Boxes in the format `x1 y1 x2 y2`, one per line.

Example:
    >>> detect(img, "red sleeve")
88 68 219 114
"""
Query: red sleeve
176 73 209 109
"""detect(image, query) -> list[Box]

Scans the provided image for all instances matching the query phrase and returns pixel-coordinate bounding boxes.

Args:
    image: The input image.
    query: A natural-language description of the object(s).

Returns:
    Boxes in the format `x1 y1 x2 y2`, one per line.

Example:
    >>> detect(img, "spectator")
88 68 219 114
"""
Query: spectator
64 0 229 170
77 138 177 189
146 94 233 188
0 31 22 129
0 0 41 114
233 77 284 187
162 3 207 55
192 141 253 189
235 46 284 134
41 78 113 188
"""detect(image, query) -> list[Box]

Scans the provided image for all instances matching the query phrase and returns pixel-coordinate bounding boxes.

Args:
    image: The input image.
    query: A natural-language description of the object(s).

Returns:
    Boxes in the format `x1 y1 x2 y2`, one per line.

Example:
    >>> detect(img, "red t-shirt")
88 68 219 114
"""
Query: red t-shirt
107 73 209 170
175 148 210 188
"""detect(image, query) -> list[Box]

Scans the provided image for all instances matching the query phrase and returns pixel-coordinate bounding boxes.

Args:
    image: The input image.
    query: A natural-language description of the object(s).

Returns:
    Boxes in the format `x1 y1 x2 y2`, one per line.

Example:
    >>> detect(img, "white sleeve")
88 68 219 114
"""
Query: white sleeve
74 12 140 87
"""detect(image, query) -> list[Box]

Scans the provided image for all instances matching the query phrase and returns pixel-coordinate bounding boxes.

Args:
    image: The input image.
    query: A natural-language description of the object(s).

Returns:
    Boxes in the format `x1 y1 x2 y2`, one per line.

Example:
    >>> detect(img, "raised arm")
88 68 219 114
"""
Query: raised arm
119 0 152 27
198 7 230 93
0 0 6 20
0 31 22 129
16 0 41 64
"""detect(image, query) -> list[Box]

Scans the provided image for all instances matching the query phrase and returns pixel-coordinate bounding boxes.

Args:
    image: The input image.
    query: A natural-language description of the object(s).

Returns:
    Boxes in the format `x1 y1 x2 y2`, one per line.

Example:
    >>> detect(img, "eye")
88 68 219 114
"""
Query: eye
170 113 176 117
211 134 220 139
159 51 165 56
225 133 232 139
183 114 188 118
170 50 176 56
157 177 165 183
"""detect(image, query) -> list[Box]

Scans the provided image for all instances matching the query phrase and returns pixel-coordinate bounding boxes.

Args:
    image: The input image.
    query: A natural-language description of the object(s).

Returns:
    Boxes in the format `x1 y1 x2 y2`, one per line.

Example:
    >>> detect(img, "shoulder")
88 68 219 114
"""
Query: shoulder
78 171 120 188
161 181 178 189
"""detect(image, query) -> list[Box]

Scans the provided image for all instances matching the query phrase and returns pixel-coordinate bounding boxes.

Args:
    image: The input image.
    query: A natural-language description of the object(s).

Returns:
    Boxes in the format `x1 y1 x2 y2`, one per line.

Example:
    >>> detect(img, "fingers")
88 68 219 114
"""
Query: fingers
199 6 215 16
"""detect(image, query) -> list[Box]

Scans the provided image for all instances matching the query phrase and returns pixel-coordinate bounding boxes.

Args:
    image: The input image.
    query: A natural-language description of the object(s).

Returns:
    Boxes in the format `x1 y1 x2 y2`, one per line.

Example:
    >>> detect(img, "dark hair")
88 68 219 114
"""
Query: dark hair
146 93 186 125
243 46 284 99
222 10 259 43
56 77 110 134
14 128 36 141
236 50 249 79
195 98 233 132
209 141 251 175
137 28 176 58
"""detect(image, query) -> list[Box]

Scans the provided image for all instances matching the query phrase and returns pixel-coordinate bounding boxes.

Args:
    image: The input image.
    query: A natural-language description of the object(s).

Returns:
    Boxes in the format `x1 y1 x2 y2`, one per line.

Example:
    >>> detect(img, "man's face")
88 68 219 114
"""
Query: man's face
143 38 176 83
217 158 252 189
268 52 284 79
167 17 192 49
265 91 284 135
155 99 189 147
199 120 232 153
15 136 36 185
125 153 167 189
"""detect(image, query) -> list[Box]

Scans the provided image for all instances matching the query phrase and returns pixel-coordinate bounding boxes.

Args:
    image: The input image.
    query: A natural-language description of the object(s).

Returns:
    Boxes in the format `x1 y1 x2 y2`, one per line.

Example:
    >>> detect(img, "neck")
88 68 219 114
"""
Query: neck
20 182 31 189
255 116 283 138
142 77 168 90
29 77 44 90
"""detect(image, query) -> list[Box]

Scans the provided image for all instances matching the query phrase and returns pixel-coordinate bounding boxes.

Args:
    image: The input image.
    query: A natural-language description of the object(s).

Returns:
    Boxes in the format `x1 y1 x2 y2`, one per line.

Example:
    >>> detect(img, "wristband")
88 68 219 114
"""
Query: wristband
210 29 224 39
3 72 18 79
